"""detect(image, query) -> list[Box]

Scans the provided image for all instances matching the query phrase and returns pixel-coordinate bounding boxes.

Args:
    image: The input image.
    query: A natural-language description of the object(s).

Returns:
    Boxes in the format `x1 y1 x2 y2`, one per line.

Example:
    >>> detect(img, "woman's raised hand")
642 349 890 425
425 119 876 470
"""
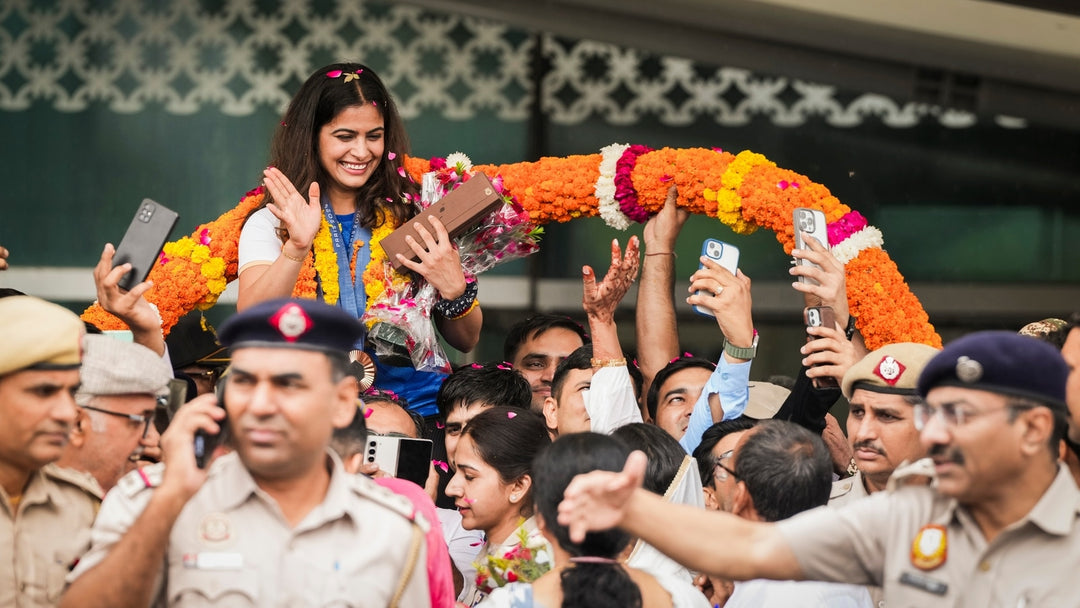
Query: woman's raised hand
263 167 323 255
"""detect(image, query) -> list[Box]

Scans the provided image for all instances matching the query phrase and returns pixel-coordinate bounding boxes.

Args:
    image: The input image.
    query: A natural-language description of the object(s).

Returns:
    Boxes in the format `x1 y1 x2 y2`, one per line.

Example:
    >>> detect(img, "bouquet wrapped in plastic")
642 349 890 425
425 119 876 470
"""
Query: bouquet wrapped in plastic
363 152 543 372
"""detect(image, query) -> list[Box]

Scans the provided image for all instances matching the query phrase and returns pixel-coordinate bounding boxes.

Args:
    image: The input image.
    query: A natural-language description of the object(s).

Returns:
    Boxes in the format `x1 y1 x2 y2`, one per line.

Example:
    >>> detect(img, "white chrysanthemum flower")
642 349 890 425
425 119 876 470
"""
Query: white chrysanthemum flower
445 152 473 172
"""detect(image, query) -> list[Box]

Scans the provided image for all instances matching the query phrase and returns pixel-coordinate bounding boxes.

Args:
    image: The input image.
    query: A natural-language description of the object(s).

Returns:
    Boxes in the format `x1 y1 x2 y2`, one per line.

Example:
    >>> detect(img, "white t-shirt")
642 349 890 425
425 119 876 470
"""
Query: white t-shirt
727 578 873 608
237 207 284 275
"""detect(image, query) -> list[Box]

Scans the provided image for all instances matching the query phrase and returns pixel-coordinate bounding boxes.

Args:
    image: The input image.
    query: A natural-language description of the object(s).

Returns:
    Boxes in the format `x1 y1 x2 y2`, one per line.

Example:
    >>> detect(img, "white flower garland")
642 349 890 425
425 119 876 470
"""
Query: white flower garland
595 143 632 230
830 226 884 265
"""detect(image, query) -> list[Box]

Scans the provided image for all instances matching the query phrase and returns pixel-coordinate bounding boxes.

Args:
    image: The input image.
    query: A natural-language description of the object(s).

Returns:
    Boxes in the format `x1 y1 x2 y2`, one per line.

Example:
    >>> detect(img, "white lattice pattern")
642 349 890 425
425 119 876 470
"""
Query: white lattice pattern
0 0 1018 129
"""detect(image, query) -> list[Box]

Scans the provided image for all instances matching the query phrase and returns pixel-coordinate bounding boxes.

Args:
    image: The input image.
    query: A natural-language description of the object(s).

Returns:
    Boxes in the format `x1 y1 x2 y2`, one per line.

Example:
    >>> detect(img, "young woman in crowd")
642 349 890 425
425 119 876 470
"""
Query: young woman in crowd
236 62 481 414
446 407 552 606
481 432 684 607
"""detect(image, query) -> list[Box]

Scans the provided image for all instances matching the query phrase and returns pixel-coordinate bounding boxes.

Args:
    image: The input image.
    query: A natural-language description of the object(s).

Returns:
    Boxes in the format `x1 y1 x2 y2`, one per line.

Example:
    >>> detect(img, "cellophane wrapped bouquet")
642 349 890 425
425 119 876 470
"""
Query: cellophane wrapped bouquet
364 152 543 372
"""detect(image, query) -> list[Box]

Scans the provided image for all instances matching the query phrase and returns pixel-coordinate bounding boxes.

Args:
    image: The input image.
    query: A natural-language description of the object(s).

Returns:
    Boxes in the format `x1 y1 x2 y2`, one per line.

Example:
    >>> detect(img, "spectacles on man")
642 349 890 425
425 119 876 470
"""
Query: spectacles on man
711 450 740 483
913 401 1023 431
81 404 154 439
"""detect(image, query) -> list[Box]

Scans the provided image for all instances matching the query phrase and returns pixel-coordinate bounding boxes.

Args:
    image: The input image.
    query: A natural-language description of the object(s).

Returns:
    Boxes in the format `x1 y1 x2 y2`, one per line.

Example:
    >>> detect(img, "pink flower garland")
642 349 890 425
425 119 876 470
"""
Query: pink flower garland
614 144 654 223
827 210 869 246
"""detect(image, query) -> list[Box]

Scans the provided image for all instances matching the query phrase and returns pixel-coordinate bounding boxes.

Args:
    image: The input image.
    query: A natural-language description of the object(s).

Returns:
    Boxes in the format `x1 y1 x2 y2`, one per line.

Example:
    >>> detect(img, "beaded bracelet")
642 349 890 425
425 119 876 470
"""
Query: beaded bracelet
446 299 480 321
434 279 478 319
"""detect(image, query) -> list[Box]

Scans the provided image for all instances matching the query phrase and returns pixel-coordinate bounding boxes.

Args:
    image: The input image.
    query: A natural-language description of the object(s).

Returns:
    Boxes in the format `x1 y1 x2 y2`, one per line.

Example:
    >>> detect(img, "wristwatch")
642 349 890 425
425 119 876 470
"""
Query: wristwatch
723 332 758 360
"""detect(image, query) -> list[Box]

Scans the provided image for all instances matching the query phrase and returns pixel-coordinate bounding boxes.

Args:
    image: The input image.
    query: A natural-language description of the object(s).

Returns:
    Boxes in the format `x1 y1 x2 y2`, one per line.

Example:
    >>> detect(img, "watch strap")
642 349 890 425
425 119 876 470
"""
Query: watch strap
723 336 757 360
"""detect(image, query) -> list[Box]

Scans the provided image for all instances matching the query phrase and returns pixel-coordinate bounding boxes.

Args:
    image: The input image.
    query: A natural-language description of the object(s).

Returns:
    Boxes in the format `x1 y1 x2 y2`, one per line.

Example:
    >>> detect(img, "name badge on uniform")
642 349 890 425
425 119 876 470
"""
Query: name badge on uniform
183 552 244 570
899 571 949 596
911 524 947 570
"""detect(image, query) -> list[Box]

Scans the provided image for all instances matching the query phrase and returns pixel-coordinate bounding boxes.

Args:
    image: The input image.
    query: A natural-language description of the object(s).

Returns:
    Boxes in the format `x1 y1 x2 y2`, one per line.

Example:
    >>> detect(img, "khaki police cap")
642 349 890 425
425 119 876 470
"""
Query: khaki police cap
745 382 791 419
0 296 83 377
841 342 940 399
75 334 173 404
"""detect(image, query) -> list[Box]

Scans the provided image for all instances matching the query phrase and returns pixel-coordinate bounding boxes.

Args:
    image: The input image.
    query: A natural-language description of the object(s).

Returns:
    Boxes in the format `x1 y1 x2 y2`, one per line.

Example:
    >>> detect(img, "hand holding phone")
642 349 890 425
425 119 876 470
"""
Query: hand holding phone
692 238 740 318
193 371 230 468
793 208 827 286
112 199 179 291
804 306 840 388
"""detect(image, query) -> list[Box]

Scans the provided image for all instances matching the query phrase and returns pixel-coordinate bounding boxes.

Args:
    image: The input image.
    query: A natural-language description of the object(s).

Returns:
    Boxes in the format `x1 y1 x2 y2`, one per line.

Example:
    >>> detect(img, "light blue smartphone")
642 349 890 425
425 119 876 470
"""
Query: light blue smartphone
692 238 740 318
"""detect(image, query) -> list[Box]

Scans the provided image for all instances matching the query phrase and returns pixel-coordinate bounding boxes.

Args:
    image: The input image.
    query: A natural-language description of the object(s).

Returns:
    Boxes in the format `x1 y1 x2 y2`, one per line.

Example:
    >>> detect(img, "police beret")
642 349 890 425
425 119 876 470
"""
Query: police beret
0 296 83 376
917 331 1068 410
218 298 364 354
75 335 173 404
841 342 941 399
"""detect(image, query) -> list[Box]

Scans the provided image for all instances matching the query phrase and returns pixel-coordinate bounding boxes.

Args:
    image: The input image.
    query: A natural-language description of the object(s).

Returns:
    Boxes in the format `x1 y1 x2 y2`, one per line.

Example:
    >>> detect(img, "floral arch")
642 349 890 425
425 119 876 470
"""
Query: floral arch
83 145 942 351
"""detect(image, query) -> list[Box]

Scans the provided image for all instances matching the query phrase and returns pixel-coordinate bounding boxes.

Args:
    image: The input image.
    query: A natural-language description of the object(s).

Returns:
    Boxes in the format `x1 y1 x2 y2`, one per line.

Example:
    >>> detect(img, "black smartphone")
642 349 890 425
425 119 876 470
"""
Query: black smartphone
113 198 179 291
365 436 434 487
193 371 230 468
804 306 839 388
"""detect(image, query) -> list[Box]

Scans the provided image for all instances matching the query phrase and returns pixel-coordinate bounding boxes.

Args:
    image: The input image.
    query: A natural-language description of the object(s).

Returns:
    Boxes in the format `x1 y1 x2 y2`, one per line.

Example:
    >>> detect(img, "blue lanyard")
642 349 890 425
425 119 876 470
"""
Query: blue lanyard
319 194 371 321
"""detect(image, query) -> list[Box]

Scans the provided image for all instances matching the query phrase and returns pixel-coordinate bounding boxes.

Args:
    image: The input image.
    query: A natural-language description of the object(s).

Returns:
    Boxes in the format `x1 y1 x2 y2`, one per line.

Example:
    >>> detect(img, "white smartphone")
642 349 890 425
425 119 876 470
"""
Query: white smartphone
692 238 740 318
365 436 433 487
793 207 828 286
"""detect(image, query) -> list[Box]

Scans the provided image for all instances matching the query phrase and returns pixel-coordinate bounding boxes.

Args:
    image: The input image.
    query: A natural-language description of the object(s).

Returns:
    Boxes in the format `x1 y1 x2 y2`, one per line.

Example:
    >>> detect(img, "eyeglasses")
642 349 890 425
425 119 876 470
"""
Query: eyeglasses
714 462 740 481
81 405 154 438
913 402 1018 431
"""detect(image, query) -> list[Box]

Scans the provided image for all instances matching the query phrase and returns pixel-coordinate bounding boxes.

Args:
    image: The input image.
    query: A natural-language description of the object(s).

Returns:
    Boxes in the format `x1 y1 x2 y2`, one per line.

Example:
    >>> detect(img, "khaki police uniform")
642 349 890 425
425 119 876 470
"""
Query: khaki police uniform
778 464 1080 608
69 451 429 607
829 471 870 508
0 464 101 607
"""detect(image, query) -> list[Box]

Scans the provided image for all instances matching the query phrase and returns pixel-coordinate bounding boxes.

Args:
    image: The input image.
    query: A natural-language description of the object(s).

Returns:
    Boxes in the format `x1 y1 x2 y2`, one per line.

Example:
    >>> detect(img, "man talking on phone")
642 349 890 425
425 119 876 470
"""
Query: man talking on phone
63 298 430 607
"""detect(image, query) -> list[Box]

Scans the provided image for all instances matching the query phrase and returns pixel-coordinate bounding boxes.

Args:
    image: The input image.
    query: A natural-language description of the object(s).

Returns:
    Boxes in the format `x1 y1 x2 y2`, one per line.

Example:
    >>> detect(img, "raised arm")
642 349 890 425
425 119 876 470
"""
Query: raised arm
237 168 323 311
790 234 867 359
558 451 802 581
582 237 642 433
93 243 167 357
636 187 689 400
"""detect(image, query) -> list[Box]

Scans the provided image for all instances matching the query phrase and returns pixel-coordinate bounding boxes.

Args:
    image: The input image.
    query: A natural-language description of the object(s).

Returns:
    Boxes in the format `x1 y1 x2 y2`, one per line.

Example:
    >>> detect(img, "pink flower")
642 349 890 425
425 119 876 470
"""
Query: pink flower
777 180 789 190
158 252 169 265
397 167 407 178
363 408 373 418
507 411 518 419
387 152 397 160
435 421 445 429
433 460 449 473
505 570 518 583
430 157 447 170
199 229 211 245
326 69 343 78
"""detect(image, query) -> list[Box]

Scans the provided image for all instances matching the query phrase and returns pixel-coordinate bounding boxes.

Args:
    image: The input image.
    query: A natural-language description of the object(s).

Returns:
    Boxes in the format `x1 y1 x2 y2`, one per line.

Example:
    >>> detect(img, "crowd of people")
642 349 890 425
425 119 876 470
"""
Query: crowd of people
2 62 1079 608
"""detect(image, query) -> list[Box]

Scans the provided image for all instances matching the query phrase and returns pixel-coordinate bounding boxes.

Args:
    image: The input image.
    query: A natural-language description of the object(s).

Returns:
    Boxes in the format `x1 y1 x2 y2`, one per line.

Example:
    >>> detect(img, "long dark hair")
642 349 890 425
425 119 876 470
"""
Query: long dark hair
260 62 417 231
532 433 643 608
461 408 551 518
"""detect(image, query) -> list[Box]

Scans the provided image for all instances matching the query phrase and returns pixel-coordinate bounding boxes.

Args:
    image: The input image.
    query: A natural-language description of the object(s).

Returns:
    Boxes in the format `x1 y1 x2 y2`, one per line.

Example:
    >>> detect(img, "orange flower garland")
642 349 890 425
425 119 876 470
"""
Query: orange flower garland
83 148 940 350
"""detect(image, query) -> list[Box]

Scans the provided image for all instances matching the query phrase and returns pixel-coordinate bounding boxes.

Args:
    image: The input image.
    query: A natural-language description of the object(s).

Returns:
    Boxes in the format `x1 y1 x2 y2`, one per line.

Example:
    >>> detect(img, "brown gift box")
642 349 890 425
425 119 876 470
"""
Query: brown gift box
380 172 504 271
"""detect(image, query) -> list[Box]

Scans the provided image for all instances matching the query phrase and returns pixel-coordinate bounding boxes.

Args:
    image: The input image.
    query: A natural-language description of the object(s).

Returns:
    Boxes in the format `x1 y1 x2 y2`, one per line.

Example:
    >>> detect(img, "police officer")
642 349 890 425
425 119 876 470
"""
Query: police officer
558 331 1080 607
64 298 430 607
0 296 99 607
831 342 940 506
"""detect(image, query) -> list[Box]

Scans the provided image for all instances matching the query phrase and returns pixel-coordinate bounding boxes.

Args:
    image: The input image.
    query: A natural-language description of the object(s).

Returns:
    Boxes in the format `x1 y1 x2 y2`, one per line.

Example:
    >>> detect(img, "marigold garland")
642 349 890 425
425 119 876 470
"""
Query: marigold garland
82 147 940 350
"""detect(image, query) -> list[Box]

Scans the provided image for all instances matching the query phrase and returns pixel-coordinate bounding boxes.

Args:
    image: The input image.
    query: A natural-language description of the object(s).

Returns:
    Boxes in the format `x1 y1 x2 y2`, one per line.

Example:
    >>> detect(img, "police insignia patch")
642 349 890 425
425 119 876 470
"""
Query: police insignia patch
269 303 313 342
911 524 947 570
199 513 232 544
955 356 983 383
873 355 905 385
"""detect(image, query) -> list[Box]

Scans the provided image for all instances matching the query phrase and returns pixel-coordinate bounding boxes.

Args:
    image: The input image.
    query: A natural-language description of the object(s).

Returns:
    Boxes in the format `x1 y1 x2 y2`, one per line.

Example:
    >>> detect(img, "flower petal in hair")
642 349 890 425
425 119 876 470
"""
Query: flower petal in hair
326 69 343 78
507 411 518 419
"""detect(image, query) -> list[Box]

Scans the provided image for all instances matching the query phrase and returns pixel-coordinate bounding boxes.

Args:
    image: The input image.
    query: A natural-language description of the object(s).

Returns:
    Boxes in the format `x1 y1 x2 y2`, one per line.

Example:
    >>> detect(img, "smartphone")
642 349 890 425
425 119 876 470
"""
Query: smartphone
692 238 740 318
793 207 827 286
193 370 230 468
365 436 434 487
804 306 839 388
113 198 179 291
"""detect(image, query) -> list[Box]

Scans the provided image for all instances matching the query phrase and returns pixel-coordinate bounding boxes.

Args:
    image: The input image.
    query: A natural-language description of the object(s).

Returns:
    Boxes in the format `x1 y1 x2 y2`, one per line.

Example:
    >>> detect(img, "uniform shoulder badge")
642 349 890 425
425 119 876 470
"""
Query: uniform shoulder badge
117 463 165 498
910 524 947 570
351 475 431 533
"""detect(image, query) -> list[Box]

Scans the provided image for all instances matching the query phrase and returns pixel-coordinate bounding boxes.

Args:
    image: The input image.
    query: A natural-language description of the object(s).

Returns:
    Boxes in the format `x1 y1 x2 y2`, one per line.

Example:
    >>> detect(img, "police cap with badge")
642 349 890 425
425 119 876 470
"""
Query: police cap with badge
917 330 1068 409
219 298 365 354
841 342 941 399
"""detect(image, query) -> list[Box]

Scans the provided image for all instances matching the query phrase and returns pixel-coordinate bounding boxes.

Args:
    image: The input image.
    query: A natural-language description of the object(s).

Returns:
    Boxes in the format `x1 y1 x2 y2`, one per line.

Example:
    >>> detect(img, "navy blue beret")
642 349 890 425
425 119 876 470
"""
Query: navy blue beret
218 298 364 355
917 331 1068 410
